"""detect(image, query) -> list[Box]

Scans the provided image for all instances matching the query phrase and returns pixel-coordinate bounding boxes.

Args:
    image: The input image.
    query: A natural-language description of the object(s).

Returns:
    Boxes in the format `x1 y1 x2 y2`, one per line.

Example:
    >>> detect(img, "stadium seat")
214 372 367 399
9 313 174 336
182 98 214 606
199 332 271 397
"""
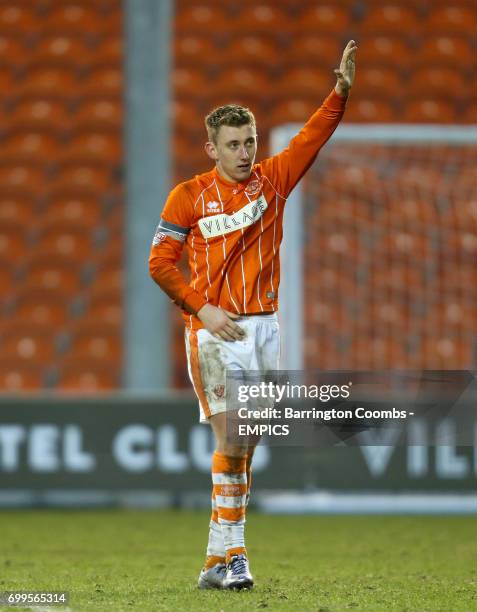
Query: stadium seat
94 35 122 64
86 290 122 326
275 67 331 98
173 67 209 98
424 6 477 34
175 34 218 66
0 360 44 390
0 223 26 263
357 36 414 70
269 99 319 126
80 66 123 97
16 67 78 97
354 67 401 97
32 36 93 68
67 322 121 361
421 336 472 368
408 67 465 97
285 36 341 67
21 257 84 293
60 131 122 164
293 6 351 32
402 99 456 123
56 359 120 390
0 263 13 294
8 98 71 132
175 5 229 33
0 131 61 163
0 35 30 67
416 36 473 67
72 99 123 130
0 164 46 197
342 98 396 122
0 197 35 225
222 35 280 67
42 4 106 33
42 197 102 229
36 225 94 260
0 5 37 33
360 5 421 34
209 67 271 100
1 325 57 362
0 66 15 92
49 163 112 195
230 5 290 33
13 289 70 326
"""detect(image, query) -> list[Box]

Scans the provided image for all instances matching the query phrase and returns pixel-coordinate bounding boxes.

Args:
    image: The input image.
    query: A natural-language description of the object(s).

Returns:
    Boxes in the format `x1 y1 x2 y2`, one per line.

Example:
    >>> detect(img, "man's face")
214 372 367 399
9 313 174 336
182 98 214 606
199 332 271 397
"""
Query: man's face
206 124 257 183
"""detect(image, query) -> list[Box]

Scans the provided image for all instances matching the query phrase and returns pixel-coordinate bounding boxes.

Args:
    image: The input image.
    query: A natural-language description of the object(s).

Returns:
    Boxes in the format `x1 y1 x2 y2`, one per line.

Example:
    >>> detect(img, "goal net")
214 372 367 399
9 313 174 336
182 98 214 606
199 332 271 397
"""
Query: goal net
273 124 477 371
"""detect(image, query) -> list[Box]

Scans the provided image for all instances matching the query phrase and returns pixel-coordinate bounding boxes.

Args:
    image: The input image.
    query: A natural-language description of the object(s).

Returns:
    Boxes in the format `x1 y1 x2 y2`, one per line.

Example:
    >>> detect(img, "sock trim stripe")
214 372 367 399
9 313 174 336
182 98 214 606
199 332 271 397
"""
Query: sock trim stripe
212 472 247 485
216 494 247 508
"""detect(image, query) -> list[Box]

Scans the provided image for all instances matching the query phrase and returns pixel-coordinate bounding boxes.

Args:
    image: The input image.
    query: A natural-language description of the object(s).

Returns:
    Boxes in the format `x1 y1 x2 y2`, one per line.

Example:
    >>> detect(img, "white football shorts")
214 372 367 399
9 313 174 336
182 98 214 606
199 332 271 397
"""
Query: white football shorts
185 313 280 423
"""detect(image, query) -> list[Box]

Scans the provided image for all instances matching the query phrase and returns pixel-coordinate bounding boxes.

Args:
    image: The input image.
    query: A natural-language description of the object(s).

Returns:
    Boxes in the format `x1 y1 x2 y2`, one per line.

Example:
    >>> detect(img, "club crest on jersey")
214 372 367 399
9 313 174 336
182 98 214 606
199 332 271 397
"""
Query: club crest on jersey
198 194 268 239
152 230 167 245
206 200 221 213
245 179 262 196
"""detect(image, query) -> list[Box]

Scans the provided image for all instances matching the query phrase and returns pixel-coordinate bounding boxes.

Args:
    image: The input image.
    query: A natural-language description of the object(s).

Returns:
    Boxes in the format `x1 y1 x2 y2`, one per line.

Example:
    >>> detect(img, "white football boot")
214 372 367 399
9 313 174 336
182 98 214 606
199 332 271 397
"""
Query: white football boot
222 554 254 590
197 562 227 589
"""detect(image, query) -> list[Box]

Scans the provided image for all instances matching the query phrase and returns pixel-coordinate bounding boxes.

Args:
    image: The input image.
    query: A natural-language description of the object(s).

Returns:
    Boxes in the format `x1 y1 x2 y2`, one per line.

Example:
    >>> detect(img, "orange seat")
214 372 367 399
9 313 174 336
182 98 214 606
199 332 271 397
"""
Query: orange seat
36 226 94 259
1 325 57 362
358 36 413 69
8 98 71 131
209 67 270 101
0 131 61 163
0 223 26 263
175 5 229 33
72 98 122 130
49 163 112 195
275 67 331 98
0 5 38 33
402 98 456 122
0 35 29 67
60 131 122 164
175 34 219 65
32 36 93 68
0 360 44 390
360 5 421 34
0 66 15 90
0 197 36 224
22 256 84 292
0 262 13 294
13 289 70 326
67 322 121 361
0 164 46 197
230 5 290 33
94 35 122 64
285 36 341 67
42 4 104 33
56 359 120 390
80 66 123 97
353 67 401 97
42 196 102 229
416 36 473 67
421 336 472 369
173 67 209 98
222 35 280 67
408 67 465 97
16 67 78 97
86 294 122 326
293 6 350 32
269 99 319 127
343 98 396 122
424 6 477 34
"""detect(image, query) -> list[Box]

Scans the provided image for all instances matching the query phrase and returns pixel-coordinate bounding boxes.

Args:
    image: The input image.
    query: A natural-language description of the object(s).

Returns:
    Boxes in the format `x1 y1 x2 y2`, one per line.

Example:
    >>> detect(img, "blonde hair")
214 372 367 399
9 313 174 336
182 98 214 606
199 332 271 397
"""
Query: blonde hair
205 104 256 143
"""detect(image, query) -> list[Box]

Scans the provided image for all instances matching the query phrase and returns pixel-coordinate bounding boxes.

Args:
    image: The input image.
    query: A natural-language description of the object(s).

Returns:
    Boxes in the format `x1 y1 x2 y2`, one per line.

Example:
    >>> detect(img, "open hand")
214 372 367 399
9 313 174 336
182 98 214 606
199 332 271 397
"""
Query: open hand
334 40 357 97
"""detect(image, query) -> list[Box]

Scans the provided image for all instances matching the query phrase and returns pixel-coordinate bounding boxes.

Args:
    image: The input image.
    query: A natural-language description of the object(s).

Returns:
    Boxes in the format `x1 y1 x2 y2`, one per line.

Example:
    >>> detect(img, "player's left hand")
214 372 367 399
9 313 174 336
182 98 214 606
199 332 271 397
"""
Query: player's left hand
334 40 357 97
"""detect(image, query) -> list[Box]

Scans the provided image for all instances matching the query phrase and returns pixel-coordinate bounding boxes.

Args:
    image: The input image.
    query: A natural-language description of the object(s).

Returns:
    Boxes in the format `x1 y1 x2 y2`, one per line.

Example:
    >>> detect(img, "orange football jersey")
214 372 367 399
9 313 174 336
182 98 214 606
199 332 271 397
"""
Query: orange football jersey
149 88 347 329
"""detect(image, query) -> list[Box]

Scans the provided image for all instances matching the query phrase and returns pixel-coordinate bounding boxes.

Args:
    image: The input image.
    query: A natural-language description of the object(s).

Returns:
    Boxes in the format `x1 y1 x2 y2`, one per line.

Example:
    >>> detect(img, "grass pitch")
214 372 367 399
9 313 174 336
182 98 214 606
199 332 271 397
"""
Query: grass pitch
1 509 476 611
